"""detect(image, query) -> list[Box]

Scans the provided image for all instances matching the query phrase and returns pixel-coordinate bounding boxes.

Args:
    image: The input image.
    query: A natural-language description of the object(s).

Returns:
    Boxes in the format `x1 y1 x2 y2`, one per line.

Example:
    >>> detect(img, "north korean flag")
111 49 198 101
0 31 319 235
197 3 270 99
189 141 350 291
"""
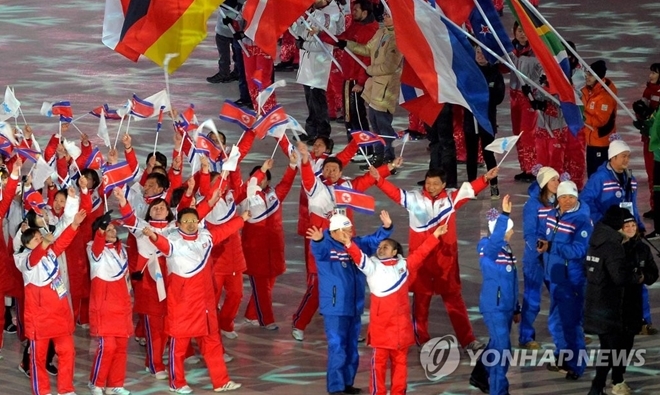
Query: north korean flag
51 101 73 122
196 135 225 163
83 147 105 170
252 105 288 139
350 130 386 147
15 147 41 163
334 185 375 215
130 94 154 119
102 160 138 194
24 189 47 211
218 100 256 131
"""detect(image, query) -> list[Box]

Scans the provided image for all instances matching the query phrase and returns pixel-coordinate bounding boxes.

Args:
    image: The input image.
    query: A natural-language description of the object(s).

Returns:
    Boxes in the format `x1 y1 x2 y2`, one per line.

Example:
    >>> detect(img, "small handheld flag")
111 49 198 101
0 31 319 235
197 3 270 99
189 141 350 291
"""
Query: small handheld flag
219 100 256 131
350 130 386 147
334 185 376 215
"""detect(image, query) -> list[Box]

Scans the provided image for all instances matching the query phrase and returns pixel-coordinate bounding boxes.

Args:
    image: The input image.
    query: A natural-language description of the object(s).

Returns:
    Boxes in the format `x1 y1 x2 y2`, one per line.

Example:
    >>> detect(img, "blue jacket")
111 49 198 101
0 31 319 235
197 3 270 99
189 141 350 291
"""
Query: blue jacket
540 202 593 285
478 215 520 314
581 161 644 231
522 182 552 268
311 226 393 316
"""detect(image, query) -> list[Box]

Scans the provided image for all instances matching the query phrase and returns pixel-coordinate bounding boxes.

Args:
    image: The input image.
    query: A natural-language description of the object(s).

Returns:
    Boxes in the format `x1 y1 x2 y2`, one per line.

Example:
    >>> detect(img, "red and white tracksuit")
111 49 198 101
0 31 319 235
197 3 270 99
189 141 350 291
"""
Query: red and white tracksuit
509 45 539 173
15 226 78 395
0 174 20 350
292 156 389 331
87 232 132 390
377 177 489 347
345 234 441 395
240 165 296 326
149 218 245 390
279 138 359 331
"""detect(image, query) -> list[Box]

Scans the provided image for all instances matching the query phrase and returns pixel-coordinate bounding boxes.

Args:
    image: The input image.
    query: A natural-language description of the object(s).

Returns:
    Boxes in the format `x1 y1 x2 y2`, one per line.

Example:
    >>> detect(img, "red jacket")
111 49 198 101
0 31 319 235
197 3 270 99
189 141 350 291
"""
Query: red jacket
18 226 78 340
88 231 133 337
643 81 660 111
242 165 297 277
0 175 19 297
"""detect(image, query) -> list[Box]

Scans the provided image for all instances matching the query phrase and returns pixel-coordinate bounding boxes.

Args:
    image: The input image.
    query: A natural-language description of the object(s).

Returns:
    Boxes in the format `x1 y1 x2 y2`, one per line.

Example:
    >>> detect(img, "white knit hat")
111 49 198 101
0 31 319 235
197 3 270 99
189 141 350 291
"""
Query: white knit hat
557 180 578 198
536 167 560 189
329 214 352 231
488 218 514 234
608 140 631 160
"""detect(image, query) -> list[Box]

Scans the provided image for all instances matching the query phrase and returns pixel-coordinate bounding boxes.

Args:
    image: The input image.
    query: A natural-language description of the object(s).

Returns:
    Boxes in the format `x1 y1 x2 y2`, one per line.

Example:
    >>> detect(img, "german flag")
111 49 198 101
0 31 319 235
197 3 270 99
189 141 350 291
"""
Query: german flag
102 0 150 61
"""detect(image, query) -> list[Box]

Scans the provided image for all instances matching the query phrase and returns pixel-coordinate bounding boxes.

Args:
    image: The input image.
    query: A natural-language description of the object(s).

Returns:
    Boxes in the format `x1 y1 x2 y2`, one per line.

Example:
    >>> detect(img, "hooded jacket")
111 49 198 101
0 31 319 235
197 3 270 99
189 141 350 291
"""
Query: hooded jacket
581 78 618 147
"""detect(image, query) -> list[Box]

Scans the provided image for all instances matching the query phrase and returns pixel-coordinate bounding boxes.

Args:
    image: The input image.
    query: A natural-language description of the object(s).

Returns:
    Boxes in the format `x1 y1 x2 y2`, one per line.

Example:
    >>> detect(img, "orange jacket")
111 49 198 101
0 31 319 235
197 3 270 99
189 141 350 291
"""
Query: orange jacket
581 78 617 147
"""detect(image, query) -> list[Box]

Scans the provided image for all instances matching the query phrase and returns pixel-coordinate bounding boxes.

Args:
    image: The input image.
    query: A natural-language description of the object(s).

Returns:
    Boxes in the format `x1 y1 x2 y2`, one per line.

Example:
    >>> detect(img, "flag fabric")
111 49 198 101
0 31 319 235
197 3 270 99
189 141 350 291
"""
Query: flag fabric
267 124 287 139
115 0 224 73
144 89 171 114
389 0 493 134
15 147 41 163
243 0 316 59
252 69 265 92
102 161 138 194
484 135 520 154
0 134 13 157
506 0 583 135
84 147 105 170
399 62 444 126
102 0 147 61
221 145 241 172
97 108 111 147
436 0 475 25
130 94 155 119
334 185 376 215
350 130 386 147
218 100 256 131
286 115 308 137
63 139 82 160
31 156 56 191
256 80 286 112
252 105 288 139
24 189 47 211
468 0 514 64
196 135 224 163
90 104 122 120
176 126 197 164
41 101 74 122
1 87 21 120
156 105 165 133
0 122 16 146
178 104 198 131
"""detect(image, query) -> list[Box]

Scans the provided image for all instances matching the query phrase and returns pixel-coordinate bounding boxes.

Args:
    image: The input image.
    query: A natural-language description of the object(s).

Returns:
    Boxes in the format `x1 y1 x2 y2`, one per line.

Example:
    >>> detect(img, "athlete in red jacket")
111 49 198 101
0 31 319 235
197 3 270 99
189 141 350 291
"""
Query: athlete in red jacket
0 161 20 353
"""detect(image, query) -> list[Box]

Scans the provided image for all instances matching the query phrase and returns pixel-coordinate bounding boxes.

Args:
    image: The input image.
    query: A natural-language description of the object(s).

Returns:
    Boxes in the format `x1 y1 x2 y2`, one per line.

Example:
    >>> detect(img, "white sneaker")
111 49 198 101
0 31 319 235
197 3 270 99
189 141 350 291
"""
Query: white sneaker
221 330 238 339
244 318 259 326
612 381 632 395
105 388 131 395
89 384 103 395
185 355 200 364
214 381 241 392
169 386 193 394
265 323 279 331
223 353 234 363
139 338 147 346
292 328 304 341
155 371 169 380
466 340 485 351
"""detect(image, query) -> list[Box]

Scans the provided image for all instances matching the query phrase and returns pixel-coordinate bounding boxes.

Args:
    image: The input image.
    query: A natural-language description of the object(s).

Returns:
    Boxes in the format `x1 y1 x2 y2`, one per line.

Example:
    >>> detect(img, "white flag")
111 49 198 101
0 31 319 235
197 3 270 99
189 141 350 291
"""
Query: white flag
286 115 307 139
256 80 286 112
221 145 241 172
63 139 81 160
0 122 17 146
31 156 55 190
97 108 111 147
485 135 521 154
116 100 132 118
1 87 21 118
454 182 476 203
40 101 54 117
144 89 171 116
147 258 167 301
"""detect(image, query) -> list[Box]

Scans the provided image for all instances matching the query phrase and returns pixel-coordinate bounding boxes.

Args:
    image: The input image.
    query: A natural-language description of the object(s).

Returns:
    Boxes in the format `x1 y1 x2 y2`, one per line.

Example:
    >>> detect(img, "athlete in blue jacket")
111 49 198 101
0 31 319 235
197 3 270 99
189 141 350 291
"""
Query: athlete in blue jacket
519 167 564 350
538 180 593 379
469 196 520 395
307 211 393 395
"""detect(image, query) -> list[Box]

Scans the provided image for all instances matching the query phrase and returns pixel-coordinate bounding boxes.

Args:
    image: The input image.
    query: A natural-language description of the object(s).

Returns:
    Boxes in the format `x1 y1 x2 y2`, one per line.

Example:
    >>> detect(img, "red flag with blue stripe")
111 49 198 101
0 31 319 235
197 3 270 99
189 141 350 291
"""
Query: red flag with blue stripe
83 147 105 170
52 101 73 122
90 104 122 120
24 189 47 211
218 100 257 131
350 130 386 147
0 135 13 157
334 185 375 215
196 135 225 164
252 105 288 139
102 160 138 194
130 94 154 119
15 147 41 163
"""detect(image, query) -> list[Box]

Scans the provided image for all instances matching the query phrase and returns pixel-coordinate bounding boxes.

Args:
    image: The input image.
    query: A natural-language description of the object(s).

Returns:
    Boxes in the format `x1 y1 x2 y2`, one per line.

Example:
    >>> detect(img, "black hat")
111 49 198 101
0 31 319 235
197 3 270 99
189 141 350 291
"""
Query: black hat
589 60 607 79
622 210 635 224
601 205 627 230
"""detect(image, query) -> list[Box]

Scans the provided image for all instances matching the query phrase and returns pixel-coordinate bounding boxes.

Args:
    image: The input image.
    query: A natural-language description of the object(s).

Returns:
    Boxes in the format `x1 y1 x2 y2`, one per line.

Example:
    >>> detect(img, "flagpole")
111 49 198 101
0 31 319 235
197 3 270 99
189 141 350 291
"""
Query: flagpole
58 121 62 144
124 114 132 136
296 18 343 73
358 146 372 167
114 115 125 150
69 122 85 136
17 107 28 125
471 0 515 66
399 134 409 157
304 10 367 71
517 0 635 121
497 131 522 167
70 112 89 124
270 134 284 159
218 8 250 58
163 54 179 120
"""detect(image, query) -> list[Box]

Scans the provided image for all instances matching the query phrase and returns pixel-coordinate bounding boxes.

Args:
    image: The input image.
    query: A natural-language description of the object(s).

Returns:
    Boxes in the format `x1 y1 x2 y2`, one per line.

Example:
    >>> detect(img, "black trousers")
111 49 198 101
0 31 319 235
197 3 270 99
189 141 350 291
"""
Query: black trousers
232 39 250 102
592 332 635 390
214 34 233 76
426 104 457 187
586 145 609 177
464 111 497 185
304 85 331 138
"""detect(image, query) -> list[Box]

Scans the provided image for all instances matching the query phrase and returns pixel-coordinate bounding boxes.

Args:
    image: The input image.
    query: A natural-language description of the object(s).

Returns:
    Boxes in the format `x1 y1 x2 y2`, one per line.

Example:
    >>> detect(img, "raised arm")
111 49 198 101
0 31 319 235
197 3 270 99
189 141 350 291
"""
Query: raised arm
345 242 377 277
274 153 298 202
407 227 445 273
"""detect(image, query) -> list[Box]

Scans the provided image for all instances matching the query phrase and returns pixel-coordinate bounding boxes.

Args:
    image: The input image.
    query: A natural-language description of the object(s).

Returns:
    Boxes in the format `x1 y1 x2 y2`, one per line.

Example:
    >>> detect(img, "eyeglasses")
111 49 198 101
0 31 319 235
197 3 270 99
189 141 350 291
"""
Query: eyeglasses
180 219 199 224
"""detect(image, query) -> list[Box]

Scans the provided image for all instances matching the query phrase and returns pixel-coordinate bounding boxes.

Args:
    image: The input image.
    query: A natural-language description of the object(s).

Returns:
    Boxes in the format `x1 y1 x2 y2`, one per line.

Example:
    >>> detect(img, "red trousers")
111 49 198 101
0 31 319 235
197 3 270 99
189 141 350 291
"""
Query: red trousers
135 314 145 339
30 336 75 395
412 291 475 348
144 315 167 374
213 271 244 333
245 276 277 326
453 106 467 162
564 129 586 190
643 136 654 209
169 334 230 390
510 90 537 172
292 273 319 331
535 127 567 172
370 347 408 395
243 45 276 115
327 49 345 118
72 296 89 325
90 336 129 389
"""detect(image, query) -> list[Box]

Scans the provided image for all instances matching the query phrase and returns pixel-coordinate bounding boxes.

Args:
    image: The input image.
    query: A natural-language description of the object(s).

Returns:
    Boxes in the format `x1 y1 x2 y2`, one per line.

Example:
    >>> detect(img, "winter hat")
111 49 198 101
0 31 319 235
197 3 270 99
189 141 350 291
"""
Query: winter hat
486 208 514 234
557 180 578 198
589 60 607 79
601 205 628 230
536 166 560 189
622 209 636 224
608 138 630 159
329 214 352 231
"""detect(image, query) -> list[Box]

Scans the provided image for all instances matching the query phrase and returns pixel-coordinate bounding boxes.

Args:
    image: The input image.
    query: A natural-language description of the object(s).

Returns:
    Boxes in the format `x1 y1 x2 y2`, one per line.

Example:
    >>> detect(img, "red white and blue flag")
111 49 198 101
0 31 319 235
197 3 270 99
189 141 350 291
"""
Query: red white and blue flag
350 130 386 147
41 101 73 122
15 147 41 163
196 135 225 164
130 94 154 119
468 0 514 64
90 104 122 120
334 185 375 215
175 126 197 164
177 104 198 132
24 189 47 211
218 100 257 131
102 161 138 194
389 0 493 134
252 105 288 139
0 135 13 157
83 147 105 170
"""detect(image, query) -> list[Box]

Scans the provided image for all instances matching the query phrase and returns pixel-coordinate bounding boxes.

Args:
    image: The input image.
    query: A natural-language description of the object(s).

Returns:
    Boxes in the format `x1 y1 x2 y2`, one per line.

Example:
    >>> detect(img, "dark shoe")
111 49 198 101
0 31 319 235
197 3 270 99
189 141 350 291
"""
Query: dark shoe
469 376 490 394
643 210 654 219
523 172 536 182
4 323 17 334
298 133 311 142
18 363 30 379
233 98 254 110
329 116 337 121
514 171 527 181
359 155 383 171
274 61 294 72
344 385 361 394
547 364 568 374
490 185 500 200
224 72 239 82
335 116 345 123
306 137 317 146
565 370 580 380
207 72 229 83
46 363 58 376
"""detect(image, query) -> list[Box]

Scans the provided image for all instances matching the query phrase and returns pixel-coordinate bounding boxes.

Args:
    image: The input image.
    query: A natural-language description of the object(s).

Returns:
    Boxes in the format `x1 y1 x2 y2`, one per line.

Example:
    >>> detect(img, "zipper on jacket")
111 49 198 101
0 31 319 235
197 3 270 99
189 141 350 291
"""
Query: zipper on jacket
496 286 501 306
332 286 336 307
564 260 569 279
